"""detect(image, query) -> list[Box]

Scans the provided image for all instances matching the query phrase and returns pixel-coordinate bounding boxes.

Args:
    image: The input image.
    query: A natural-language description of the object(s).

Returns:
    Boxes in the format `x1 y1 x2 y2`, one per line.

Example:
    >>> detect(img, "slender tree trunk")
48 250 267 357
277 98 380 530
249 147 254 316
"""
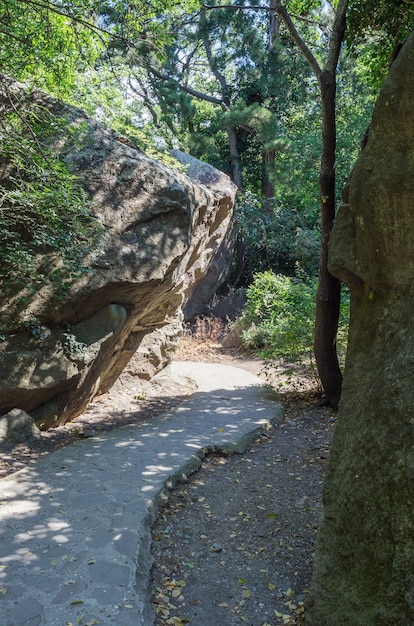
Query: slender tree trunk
261 148 275 198
314 71 343 409
227 125 243 189
274 0 348 408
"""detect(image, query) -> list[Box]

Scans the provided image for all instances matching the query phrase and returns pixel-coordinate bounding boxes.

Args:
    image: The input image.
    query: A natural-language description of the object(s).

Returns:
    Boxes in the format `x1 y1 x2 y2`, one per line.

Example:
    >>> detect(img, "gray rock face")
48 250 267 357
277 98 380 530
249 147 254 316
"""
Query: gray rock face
306 33 414 625
0 79 236 428
0 408 41 443
170 150 238 321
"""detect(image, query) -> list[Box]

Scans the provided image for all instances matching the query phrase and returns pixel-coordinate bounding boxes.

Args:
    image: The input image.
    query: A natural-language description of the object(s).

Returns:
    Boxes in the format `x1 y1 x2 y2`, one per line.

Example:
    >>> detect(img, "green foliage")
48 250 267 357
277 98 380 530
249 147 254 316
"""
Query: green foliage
240 271 318 361
239 270 350 364
346 0 414 88
235 192 320 281
133 1 310 190
230 49 375 285
0 0 104 98
0 109 102 299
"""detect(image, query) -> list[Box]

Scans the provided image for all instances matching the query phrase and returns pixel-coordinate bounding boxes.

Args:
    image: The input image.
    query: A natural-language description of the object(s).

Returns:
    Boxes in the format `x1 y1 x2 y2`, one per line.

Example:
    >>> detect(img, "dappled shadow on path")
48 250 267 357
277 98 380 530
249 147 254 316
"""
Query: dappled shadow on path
0 380 279 623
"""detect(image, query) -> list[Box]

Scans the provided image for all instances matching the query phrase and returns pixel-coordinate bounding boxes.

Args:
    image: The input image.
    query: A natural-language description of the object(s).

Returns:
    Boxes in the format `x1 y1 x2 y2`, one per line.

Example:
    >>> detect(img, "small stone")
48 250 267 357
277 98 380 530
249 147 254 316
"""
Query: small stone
0 408 42 443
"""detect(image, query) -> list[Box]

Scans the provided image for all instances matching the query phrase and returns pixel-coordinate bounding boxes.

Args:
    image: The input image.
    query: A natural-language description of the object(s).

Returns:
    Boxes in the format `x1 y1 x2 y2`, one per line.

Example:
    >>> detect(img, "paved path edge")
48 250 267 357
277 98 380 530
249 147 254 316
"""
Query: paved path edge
138 402 284 625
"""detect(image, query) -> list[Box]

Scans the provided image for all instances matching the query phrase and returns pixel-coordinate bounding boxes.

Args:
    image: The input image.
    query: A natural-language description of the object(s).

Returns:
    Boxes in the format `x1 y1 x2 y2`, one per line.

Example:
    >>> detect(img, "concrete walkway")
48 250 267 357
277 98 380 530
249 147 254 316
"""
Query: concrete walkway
0 362 282 626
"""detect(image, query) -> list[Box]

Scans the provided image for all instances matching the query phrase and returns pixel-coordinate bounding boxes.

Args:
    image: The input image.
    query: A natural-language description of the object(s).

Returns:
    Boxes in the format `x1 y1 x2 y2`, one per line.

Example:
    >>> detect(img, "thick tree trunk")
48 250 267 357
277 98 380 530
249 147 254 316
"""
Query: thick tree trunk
314 71 342 409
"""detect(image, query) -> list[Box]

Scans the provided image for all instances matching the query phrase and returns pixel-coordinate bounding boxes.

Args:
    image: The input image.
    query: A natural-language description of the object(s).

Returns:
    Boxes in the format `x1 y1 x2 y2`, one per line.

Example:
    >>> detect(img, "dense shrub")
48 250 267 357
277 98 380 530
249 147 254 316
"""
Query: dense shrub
239 270 349 365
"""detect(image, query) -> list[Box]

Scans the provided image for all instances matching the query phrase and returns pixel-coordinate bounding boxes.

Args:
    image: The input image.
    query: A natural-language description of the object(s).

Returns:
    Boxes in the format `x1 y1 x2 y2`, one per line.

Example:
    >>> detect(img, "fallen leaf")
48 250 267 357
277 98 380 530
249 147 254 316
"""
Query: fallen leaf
274 609 291 620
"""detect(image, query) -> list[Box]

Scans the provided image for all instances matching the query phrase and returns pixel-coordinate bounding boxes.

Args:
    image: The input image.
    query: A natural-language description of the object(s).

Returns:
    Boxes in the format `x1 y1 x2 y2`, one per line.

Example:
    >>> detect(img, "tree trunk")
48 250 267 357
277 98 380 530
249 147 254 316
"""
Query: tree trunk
261 148 275 198
274 0 348 408
313 70 342 409
227 125 243 189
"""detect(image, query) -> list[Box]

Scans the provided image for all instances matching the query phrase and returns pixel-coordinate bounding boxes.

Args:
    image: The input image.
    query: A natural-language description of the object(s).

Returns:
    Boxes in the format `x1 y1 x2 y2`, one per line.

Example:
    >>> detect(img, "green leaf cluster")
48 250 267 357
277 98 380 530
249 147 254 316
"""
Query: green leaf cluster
346 0 414 88
235 192 320 281
0 0 104 98
239 270 349 364
239 271 318 361
0 107 102 301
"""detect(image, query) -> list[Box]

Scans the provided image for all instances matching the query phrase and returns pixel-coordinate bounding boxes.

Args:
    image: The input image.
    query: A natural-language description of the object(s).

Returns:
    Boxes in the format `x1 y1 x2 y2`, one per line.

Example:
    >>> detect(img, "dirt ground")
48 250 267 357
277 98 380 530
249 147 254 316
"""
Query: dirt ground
150 335 335 626
0 326 336 626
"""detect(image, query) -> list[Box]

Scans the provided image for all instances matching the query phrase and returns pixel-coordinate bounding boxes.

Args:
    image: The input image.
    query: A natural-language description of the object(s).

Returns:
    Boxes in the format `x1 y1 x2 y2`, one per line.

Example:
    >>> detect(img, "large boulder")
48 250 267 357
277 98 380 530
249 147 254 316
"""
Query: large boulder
169 150 238 321
0 78 236 429
306 34 414 625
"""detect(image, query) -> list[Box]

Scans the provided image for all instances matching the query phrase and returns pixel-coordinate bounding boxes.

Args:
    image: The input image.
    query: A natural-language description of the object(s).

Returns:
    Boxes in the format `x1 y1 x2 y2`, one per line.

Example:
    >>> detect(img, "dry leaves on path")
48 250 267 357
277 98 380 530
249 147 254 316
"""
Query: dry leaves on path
150 397 335 626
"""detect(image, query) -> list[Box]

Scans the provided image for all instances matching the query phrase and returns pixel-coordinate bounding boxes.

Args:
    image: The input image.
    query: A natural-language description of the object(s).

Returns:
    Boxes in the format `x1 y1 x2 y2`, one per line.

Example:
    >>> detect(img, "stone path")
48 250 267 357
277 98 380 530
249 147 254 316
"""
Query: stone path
0 362 282 626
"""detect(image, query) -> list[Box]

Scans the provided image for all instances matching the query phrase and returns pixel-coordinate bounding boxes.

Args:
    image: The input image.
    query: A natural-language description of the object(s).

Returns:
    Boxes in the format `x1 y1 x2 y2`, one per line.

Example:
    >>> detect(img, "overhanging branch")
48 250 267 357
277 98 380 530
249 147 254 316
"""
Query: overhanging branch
274 0 321 80
147 65 225 107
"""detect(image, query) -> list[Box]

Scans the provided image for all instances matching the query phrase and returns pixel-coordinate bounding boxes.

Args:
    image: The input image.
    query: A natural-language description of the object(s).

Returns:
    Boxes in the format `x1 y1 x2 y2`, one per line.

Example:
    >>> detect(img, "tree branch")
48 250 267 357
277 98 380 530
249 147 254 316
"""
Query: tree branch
274 0 321 80
203 3 327 28
146 65 225 107
326 0 349 75
203 3 276 11
15 0 117 41
128 77 159 125
200 10 229 95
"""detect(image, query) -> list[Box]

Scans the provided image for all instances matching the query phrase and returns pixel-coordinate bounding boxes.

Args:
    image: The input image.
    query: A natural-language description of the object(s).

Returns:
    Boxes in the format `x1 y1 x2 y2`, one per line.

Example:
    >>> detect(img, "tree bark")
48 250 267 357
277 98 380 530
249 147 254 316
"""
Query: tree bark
274 0 348 407
261 148 275 198
227 125 243 189
313 71 343 409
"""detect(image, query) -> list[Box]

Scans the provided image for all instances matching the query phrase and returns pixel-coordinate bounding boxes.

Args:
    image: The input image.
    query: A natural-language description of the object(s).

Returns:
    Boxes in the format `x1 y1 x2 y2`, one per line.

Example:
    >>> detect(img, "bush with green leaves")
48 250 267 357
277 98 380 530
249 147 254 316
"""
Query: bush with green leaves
239 270 349 365
0 109 102 301
235 192 320 283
